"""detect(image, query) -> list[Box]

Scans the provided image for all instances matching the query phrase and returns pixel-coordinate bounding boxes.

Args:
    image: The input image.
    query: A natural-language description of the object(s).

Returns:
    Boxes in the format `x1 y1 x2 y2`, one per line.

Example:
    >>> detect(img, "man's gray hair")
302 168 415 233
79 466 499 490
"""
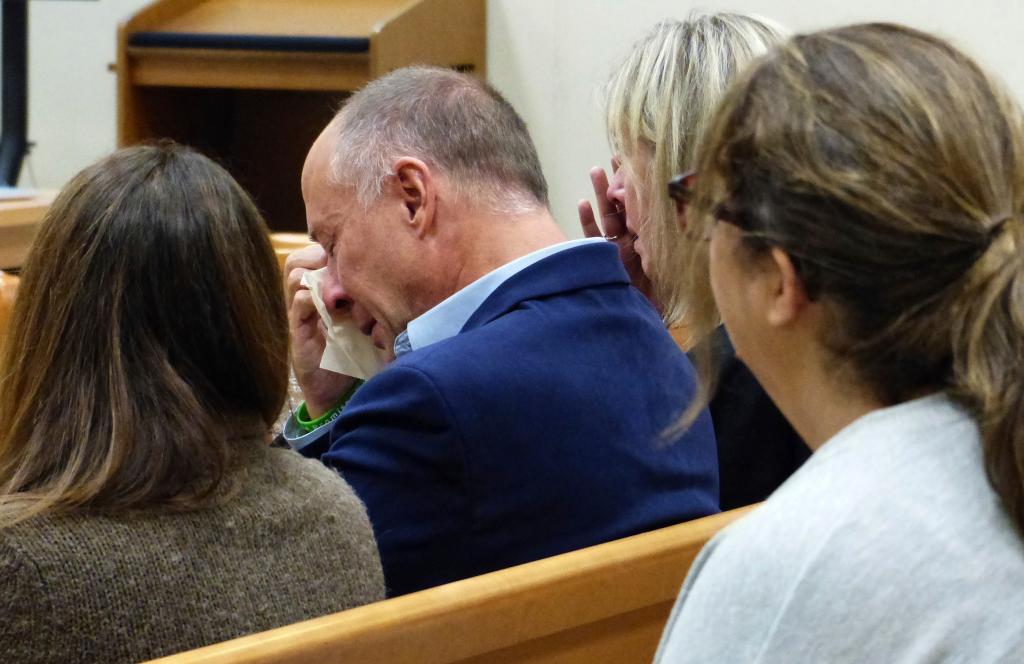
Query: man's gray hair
329 66 549 213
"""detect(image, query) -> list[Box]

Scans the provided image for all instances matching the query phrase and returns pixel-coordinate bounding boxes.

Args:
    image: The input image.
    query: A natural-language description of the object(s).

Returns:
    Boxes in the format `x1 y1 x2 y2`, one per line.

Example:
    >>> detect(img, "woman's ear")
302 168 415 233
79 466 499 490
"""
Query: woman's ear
392 157 436 238
765 247 810 327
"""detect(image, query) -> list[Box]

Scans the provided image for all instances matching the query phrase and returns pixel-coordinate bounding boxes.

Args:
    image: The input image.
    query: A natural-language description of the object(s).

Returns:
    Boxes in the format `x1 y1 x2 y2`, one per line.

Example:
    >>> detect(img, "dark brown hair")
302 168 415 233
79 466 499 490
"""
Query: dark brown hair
0 143 289 526
683 24 1024 532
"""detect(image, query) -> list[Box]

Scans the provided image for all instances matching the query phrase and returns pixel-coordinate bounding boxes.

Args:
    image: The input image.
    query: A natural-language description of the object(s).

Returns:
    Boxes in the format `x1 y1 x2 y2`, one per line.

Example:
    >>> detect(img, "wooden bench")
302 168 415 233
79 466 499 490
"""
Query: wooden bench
0 271 19 345
147 506 754 664
268 232 313 275
0 192 55 271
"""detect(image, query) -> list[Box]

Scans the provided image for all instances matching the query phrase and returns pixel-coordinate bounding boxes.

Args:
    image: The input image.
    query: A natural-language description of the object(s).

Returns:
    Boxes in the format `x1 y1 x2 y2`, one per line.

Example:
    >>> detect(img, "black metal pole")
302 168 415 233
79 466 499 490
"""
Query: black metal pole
0 0 29 186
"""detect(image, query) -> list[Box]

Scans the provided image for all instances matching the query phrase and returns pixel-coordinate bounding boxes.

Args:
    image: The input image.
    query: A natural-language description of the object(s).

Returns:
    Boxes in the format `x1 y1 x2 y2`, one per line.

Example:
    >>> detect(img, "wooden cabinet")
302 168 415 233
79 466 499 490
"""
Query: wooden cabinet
116 0 486 231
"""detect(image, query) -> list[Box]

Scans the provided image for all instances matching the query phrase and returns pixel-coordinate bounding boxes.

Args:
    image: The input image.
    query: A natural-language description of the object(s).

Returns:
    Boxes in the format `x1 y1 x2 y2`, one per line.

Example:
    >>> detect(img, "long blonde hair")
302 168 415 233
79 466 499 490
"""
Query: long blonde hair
686 24 1024 533
0 144 289 528
604 13 787 324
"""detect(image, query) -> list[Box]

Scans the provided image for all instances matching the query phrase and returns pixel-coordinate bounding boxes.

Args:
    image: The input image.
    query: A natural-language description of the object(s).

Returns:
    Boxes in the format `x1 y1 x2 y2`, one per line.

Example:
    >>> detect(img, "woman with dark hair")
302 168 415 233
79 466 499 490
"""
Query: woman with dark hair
657 24 1024 660
0 144 383 662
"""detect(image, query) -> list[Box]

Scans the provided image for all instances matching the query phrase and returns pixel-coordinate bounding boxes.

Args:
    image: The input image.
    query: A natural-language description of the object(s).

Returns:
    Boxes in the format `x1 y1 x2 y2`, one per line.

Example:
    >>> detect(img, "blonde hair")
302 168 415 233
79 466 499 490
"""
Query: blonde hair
0 144 289 528
685 24 1024 533
605 13 787 324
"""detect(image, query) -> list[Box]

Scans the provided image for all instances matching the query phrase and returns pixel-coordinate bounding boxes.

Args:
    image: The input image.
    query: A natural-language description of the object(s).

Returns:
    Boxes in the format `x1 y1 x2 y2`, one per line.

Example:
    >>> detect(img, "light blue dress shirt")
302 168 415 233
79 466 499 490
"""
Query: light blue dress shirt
285 237 605 449
393 237 602 356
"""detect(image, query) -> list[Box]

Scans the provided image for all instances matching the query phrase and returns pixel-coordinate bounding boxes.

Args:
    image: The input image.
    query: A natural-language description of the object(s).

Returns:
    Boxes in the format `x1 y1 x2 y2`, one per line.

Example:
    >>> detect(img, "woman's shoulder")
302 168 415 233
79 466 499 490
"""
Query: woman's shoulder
224 443 379 552
664 480 1024 662
668 395 1001 609
656 396 1024 662
0 444 385 662
715 395 1004 559
238 442 366 509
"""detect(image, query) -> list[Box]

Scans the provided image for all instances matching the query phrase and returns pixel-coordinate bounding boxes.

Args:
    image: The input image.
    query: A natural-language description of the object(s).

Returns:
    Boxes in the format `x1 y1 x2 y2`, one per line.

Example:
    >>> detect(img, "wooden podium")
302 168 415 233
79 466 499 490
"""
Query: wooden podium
116 0 486 231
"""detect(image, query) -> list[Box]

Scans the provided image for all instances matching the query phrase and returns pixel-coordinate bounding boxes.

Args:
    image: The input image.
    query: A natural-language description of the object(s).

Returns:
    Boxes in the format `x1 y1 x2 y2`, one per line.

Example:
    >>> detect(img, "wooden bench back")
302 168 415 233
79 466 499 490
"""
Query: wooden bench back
268 232 313 276
148 506 754 664
0 271 19 346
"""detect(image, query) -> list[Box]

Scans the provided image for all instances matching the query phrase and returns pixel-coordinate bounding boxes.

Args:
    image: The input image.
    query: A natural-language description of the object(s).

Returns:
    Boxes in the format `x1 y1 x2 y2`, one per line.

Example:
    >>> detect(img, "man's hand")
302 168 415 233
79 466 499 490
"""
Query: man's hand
285 244 356 418
578 161 658 304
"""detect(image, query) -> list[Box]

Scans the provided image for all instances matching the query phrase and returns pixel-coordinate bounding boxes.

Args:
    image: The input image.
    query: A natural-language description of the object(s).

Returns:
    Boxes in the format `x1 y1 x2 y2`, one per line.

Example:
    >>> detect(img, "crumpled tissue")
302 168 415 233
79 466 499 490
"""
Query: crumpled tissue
300 268 388 379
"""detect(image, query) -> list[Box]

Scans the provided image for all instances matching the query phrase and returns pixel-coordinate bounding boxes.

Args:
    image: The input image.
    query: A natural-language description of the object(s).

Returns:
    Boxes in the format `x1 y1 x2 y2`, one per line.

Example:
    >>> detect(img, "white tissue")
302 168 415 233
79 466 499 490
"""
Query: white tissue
300 268 388 379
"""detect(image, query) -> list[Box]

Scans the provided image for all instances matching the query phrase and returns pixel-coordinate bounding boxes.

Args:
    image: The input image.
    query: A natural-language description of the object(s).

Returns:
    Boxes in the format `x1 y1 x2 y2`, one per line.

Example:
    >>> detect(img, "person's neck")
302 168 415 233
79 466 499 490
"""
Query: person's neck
450 208 568 291
760 344 884 451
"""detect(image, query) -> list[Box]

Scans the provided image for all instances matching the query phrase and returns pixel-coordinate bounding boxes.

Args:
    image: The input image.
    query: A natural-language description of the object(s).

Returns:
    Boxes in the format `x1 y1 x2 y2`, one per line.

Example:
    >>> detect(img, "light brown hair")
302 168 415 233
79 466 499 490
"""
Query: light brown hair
684 24 1024 532
0 143 289 527
605 13 787 324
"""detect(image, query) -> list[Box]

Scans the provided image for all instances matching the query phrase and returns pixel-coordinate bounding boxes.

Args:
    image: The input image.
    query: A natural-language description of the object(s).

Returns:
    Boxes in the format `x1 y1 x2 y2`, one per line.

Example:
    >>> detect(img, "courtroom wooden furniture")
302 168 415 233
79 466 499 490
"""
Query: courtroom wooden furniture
146 506 755 664
116 0 486 232
269 232 313 275
0 271 19 345
0 192 54 270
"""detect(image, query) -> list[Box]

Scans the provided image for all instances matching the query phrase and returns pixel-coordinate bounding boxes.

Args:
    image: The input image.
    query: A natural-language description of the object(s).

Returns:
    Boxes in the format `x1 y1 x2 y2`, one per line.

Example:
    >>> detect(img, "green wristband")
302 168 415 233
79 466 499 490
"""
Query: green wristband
295 379 365 433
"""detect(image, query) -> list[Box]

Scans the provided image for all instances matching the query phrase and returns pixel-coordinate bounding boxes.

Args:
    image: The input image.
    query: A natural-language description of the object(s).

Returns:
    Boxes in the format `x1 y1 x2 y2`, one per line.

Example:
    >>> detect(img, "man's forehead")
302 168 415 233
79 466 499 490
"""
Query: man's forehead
302 128 334 190
302 128 344 221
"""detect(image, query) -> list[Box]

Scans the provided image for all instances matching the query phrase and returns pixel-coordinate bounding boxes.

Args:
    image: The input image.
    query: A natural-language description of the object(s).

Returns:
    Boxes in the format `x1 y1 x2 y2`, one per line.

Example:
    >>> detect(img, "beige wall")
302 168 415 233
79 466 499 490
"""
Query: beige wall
25 0 1024 237
487 0 1024 235
25 0 149 190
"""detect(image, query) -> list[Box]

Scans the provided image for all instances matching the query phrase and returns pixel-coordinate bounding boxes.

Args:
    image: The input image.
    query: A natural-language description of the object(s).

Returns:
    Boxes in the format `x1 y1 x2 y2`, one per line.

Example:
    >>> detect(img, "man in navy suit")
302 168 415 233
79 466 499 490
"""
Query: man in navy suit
284 66 718 596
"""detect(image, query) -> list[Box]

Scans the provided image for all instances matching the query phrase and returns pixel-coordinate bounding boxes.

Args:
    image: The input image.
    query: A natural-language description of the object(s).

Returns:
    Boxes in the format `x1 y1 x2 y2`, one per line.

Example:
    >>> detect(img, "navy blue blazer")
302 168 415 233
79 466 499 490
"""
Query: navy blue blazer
300 242 718 596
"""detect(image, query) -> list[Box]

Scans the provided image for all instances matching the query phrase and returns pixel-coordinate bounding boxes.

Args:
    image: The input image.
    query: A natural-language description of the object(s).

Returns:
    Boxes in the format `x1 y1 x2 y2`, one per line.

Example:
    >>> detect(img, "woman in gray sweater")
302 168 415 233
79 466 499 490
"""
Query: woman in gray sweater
657 24 1024 661
0 143 384 662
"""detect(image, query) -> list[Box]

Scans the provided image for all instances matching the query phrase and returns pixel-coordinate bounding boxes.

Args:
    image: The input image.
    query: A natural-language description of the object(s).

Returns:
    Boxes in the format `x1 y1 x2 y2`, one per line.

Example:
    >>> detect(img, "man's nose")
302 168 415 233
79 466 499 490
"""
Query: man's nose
320 267 351 314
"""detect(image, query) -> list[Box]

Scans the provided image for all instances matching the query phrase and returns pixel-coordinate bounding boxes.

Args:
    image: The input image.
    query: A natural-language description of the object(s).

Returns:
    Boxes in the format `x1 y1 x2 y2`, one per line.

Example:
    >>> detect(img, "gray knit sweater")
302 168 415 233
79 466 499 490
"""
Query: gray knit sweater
0 438 385 663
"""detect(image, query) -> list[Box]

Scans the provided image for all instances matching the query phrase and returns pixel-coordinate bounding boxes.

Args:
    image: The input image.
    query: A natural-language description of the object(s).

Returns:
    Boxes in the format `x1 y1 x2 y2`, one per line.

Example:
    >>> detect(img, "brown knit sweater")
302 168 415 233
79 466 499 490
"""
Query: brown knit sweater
0 440 385 663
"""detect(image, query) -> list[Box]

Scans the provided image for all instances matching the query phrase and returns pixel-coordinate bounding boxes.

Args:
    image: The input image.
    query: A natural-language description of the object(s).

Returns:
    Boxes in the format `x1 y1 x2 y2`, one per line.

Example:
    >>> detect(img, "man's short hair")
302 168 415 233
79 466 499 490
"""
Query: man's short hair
330 66 549 213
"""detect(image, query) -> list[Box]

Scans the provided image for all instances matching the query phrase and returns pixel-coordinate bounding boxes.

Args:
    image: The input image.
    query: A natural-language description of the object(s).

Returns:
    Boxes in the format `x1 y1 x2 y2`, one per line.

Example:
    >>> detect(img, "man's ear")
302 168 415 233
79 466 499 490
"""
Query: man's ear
765 247 810 327
392 157 435 239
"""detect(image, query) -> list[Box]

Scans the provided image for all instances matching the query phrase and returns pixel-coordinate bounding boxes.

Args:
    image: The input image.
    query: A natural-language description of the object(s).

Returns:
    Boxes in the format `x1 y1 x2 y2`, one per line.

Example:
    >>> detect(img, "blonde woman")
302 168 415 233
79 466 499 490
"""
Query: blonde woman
0 144 384 662
658 24 1024 661
580 14 808 509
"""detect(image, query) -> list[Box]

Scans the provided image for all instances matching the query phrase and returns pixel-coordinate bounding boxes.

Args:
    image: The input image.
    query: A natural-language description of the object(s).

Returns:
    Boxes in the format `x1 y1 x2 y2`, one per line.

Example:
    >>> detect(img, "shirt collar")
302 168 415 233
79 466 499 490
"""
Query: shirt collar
393 238 605 357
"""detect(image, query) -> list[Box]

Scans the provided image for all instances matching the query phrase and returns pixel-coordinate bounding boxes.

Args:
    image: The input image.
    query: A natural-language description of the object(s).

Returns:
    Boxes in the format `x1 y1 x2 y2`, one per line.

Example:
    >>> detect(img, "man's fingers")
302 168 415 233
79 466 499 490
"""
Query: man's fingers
286 266 309 301
290 290 321 329
283 243 326 274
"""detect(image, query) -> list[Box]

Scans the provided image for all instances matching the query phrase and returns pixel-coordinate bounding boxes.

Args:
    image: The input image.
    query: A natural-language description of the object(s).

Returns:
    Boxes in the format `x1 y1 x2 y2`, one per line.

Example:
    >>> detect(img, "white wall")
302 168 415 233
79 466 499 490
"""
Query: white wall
487 0 1024 236
23 0 1024 237
25 0 149 190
